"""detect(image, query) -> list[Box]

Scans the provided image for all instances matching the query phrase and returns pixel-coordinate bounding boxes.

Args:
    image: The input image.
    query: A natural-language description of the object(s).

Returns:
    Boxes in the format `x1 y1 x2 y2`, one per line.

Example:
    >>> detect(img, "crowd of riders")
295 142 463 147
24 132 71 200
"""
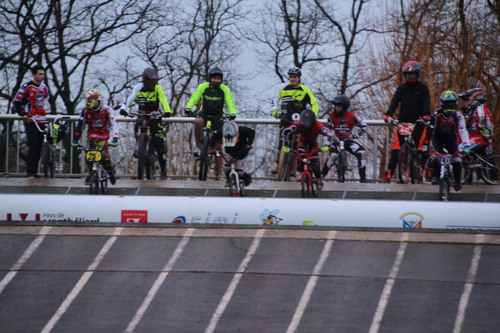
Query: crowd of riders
12 62 495 190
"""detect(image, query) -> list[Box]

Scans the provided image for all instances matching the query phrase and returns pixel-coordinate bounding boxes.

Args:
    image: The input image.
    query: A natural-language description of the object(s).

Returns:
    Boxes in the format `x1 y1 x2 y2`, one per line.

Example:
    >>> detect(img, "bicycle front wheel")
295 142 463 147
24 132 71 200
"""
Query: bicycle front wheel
439 175 450 201
41 144 54 178
198 136 210 181
145 148 155 180
100 169 108 194
89 171 99 195
398 144 411 184
337 151 347 183
301 173 311 198
137 133 148 180
479 153 500 185
229 173 240 197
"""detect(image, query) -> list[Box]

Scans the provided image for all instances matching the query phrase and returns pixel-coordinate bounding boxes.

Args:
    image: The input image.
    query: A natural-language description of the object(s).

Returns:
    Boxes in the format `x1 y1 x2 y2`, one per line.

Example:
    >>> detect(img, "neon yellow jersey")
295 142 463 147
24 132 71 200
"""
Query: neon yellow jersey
186 82 236 117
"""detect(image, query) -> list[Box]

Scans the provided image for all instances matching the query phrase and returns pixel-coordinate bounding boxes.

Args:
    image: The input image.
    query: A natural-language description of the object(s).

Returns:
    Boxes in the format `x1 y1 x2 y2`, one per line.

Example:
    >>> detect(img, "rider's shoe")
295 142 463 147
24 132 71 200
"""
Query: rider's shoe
381 170 392 183
27 173 38 178
84 175 90 185
360 178 367 183
289 175 297 182
160 172 167 180
242 173 252 186
454 182 462 192
271 162 278 174
109 173 116 185
215 174 223 181
431 177 439 185
193 148 199 157
317 177 324 190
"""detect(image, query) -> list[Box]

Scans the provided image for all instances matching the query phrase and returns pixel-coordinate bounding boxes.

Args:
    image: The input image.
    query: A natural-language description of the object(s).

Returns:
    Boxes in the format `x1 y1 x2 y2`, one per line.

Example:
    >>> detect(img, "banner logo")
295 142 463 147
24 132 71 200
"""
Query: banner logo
400 212 424 228
121 210 148 223
171 216 186 224
260 209 282 225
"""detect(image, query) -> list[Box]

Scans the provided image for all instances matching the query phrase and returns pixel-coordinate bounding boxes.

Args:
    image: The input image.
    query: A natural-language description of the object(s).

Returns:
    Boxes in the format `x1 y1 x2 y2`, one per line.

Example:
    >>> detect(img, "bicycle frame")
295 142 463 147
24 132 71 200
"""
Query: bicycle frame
197 115 228 181
461 151 500 185
434 151 455 201
396 121 423 184
223 155 245 197
277 131 297 181
33 117 68 178
78 144 109 195
293 148 319 198
129 111 159 180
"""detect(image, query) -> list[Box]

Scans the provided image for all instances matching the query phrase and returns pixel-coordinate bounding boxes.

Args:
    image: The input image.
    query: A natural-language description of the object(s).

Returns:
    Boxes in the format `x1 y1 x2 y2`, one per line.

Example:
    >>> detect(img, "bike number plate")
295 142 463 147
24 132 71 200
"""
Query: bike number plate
397 123 415 136
86 150 102 162
438 155 451 165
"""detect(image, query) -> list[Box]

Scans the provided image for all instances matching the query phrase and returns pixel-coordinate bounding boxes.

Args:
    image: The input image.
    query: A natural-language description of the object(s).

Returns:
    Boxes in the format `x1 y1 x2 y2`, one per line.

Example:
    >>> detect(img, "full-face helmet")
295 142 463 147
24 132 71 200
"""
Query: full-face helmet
222 121 239 147
142 67 159 88
299 109 316 128
440 90 459 115
402 61 421 82
85 89 103 111
330 94 350 116
458 88 486 110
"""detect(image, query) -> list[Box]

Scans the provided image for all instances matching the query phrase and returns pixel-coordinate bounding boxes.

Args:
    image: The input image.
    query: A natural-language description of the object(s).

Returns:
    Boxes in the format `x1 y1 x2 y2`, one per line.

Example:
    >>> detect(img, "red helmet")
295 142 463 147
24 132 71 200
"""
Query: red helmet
402 61 421 82
458 88 486 109
299 109 316 128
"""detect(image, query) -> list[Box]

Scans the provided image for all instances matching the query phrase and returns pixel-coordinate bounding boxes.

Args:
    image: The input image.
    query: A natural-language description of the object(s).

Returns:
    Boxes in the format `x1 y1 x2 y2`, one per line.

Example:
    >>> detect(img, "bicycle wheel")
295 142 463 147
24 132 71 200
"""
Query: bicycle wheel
277 148 285 180
137 133 148 180
145 146 155 180
301 173 311 198
89 171 99 195
281 152 293 181
100 169 108 194
229 173 239 197
460 154 474 185
439 175 450 201
479 153 500 185
41 144 54 178
398 144 411 184
410 149 422 184
198 136 209 181
337 150 347 183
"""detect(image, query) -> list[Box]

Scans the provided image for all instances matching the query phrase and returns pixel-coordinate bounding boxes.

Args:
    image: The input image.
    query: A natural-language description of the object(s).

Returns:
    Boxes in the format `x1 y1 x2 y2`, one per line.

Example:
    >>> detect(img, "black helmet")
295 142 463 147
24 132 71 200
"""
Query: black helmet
440 90 458 113
331 94 350 116
300 109 316 128
208 67 224 80
142 67 159 88
402 61 421 82
288 66 302 76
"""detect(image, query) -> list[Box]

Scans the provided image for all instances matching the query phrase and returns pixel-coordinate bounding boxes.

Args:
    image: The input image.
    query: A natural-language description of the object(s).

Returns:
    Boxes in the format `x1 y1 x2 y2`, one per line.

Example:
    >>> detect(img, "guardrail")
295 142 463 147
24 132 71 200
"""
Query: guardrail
0 114 392 181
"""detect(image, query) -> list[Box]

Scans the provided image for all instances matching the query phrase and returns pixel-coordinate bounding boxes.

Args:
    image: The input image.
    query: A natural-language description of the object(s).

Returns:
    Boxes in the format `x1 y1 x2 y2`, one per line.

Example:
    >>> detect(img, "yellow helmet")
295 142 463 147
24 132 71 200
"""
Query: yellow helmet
85 89 103 111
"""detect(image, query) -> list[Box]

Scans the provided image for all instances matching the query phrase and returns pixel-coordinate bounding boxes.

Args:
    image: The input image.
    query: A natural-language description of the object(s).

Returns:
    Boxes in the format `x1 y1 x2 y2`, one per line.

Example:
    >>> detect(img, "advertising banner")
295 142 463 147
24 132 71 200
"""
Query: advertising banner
1 194 499 230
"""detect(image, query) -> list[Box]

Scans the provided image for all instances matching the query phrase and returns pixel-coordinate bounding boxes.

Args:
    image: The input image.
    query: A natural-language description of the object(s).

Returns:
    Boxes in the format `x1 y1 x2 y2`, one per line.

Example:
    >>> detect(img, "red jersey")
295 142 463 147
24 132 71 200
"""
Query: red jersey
464 104 494 146
326 110 367 140
74 105 119 142
283 120 336 145
13 81 50 123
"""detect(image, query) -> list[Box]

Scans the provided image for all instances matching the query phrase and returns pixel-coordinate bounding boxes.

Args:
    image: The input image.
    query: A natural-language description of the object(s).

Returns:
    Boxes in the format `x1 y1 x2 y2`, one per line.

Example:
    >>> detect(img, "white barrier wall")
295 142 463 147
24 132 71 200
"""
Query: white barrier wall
2 194 499 230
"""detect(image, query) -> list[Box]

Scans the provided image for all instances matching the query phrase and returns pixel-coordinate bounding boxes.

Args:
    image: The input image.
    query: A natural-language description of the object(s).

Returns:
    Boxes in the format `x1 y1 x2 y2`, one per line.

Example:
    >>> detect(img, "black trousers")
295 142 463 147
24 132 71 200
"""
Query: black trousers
25 121 45 175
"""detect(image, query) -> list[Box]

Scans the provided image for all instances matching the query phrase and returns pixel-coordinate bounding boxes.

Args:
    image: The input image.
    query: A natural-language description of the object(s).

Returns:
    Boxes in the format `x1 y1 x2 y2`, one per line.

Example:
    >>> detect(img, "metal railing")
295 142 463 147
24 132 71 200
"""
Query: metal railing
0 114 392 181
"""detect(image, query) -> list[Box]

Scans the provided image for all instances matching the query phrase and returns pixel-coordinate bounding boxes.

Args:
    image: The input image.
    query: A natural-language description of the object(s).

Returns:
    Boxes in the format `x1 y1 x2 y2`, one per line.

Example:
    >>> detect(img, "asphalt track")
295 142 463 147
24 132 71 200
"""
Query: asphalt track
1 177 500 332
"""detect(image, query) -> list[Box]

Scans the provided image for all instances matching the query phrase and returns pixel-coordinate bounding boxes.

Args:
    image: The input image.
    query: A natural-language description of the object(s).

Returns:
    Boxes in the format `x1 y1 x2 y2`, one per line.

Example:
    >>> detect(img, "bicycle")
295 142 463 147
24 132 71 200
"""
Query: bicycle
128 111 161 180
392 118 427 184
77 144 111 195
293 147 320 198
434 149 457 201
33 116 69 178
196 115 227 181
461 150 500 185
223 154 245 197
277 131 298 181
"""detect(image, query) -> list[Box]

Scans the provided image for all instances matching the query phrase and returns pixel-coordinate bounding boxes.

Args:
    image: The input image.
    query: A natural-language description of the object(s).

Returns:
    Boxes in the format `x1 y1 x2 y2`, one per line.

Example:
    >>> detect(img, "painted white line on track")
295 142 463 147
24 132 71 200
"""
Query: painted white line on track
286 230 337 333
124 228 194 333
204 228 266 333
40 227 124 333
368 232 409 333
0 226 52 295
453 233 484 333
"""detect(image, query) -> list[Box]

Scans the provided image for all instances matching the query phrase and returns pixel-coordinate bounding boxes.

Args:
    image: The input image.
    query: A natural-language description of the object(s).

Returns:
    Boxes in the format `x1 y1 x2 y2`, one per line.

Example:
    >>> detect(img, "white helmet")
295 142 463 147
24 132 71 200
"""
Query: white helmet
222 121 239 147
